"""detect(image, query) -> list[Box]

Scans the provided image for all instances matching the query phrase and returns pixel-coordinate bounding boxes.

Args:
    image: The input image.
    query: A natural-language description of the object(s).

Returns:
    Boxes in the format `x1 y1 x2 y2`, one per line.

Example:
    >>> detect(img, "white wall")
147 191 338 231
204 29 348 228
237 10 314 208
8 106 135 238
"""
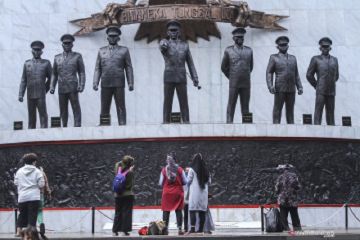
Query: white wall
0 0 359 130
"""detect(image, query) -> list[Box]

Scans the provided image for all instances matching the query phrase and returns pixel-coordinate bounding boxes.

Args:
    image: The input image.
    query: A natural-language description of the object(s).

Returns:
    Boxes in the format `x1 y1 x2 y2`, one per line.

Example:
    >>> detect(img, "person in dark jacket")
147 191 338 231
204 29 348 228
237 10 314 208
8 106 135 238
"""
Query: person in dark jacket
306 37 339 125
275 164 302 231
112 155 135 236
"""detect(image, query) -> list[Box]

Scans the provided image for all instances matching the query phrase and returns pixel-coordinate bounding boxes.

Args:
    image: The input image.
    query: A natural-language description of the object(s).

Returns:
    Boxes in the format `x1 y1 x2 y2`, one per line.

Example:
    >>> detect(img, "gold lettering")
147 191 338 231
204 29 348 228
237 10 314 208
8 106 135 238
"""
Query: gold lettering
120 11 126 22
191 8 198 18
136 9 145 21
148 9 154 20
159 8 166 19
184 8 190 18
154 8 162 20
129 10 136 21
205 8 211 19
120 5 235 23
176 8 184 18
198 8 203 18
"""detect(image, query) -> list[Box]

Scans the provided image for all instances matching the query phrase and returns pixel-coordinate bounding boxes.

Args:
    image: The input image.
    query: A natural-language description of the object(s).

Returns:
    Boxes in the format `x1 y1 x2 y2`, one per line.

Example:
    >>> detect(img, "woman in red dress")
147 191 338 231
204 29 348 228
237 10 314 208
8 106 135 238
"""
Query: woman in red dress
159 151 187 235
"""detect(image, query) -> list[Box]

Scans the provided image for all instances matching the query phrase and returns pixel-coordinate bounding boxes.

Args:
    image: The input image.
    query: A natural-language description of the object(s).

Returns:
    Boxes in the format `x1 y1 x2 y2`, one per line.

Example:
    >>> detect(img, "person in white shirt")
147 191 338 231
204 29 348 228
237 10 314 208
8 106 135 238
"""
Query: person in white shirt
14 153 45 229
187 153 210 234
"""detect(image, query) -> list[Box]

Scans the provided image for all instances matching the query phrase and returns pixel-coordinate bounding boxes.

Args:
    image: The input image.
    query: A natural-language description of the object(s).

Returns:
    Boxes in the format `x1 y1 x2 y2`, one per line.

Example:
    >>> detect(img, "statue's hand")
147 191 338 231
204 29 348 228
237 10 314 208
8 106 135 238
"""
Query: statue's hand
128 85 134 91
77 86 84 93
160 39 169 51
18 97 23 102
93 85 98 91
298 88 303 95
269 86 275 94
193 79 199 87
50 89 55 94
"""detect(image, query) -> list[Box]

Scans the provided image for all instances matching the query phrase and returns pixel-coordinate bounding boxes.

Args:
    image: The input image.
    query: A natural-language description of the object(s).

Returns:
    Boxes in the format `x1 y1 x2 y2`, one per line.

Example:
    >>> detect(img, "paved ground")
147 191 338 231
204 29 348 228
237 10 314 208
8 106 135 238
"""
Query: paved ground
1 229 360 239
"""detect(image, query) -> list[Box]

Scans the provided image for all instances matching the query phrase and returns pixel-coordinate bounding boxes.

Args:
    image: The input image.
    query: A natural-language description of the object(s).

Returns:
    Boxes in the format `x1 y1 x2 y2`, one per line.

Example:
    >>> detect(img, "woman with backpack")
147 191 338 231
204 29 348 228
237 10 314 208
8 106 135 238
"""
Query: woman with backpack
159 151 187 235
186 153 210 234
112 155 135 236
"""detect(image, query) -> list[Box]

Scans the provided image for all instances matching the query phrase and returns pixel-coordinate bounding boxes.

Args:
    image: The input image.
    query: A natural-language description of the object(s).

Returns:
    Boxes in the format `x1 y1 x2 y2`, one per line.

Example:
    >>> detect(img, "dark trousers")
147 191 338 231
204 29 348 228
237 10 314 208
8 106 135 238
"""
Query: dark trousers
279 206 301 231
314 94 335 125
112 195 134 233
163 83 189 124
59 92 81 127
273 92 295 124
163 210 183 229
18 201 40 228
183 204 189 232
101 87 126 125
190 210 206 232
27 97 48 129
227 87 250 123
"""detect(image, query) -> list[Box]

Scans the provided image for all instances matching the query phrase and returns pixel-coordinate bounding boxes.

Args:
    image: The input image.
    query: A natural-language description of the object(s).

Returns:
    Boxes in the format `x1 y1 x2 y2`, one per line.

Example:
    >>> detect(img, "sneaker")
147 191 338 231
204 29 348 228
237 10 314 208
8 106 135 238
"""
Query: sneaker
178 230 184 235
112 232 118 236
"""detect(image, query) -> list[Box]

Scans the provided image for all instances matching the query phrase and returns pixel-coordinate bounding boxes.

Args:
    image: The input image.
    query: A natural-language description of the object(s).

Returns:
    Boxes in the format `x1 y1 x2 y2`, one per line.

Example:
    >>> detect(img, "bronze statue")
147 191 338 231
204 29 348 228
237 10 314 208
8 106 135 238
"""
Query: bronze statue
266 36 303 124
306 37 339 125
160 20 199 124
221 27 253 123
50 34 86 127
93 26 134 125
19 41 52 129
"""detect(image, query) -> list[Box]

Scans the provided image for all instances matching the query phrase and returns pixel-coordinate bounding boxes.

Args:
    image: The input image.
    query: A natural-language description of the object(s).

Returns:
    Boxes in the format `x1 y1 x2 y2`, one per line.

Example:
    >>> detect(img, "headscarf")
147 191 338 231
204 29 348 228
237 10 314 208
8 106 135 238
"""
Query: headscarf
191 153 209 189
165 152 178 183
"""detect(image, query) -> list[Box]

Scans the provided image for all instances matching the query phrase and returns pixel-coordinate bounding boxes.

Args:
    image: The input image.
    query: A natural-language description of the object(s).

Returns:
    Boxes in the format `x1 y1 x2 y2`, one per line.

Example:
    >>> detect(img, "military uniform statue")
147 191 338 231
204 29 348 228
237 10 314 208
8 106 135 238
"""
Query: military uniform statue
266 36 303 124
160 20 199 124
93 26 134 125
306 37 339 125
50 34 86 127
19 41 52 129
221 28 253 123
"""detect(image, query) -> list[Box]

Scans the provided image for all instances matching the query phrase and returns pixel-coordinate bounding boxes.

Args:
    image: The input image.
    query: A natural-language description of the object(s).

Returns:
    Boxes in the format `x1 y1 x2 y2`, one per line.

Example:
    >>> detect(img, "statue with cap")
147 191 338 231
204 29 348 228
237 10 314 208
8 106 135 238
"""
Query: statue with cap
50 34 86 127
93 26 134 125
159 20 199 124
221 27 253 123
306 37 339 125
266 36 303 124
19 41 52 129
